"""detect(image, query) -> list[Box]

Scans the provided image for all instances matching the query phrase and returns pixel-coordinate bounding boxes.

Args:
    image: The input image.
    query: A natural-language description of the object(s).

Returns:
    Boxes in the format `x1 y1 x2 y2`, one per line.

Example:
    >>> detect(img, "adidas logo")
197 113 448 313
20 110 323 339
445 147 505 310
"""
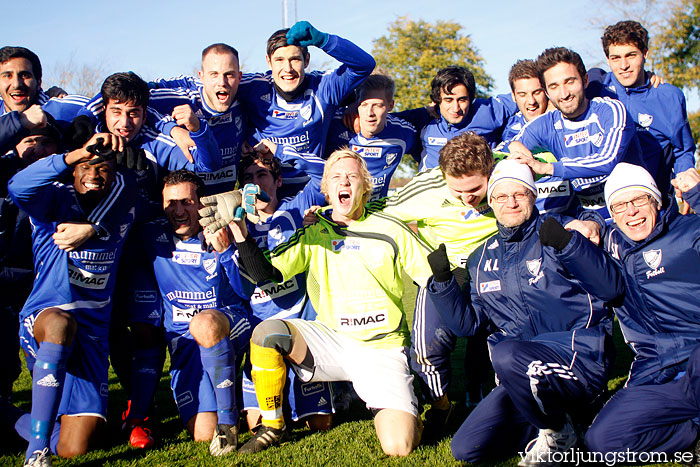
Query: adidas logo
339 131 351 140
138 368 157 375
216 379 234 389
156 233 168 243
317 397 327 407
37 374 60 387
261 94 271 104
441 199 452 208
488 239 499 249
147 310 161 319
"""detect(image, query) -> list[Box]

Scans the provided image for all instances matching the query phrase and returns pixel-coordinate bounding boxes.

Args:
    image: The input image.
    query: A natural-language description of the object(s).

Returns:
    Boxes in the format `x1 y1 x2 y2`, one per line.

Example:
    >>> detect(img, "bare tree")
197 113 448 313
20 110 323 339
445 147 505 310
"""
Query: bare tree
46 52 108 97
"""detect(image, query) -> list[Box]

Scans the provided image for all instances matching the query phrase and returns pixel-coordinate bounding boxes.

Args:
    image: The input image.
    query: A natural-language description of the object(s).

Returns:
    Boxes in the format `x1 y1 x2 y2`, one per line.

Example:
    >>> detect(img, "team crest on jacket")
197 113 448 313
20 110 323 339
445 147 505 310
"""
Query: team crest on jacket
643 249 662 269
526 258 544 285
203 258 217 275
527 258 542 276
638 113 653 128
300 104 312 121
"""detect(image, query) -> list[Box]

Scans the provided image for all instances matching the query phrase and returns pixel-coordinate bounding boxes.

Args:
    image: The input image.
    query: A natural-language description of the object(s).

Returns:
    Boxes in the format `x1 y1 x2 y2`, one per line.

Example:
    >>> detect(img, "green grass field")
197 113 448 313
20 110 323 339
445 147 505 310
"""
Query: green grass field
0 275 644 466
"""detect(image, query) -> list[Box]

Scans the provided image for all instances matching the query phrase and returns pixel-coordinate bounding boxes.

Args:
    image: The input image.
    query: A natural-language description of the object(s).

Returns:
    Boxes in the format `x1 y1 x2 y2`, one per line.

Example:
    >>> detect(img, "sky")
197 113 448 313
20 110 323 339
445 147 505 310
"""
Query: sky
4 0 698 109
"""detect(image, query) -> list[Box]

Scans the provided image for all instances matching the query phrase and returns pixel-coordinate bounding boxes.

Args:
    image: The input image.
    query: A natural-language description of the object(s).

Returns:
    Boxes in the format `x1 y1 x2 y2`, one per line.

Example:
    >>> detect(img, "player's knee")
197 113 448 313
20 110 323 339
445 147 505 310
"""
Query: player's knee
379 435 414 457
584 419 613 454
451 438 482 463
189 310 228 346
56 438 90 459
251 319 292 355
38 309 77 345
490 340 520 379
306 414 332 432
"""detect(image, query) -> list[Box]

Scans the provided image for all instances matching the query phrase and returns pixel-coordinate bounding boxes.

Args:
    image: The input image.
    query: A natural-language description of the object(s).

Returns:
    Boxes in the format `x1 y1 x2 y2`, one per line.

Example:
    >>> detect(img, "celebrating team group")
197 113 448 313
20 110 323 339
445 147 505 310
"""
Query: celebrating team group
1 17 699 467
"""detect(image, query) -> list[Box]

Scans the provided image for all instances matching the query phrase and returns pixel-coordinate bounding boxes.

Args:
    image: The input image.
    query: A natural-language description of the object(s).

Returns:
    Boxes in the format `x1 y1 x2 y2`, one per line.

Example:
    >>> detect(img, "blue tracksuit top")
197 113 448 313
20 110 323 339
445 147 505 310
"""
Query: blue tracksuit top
602 184 700 387
326 111 417 200
147 76 246 193
396 94 518 172
238 34 375 157
428 210 622 365
596 71 696 194
7 153 135 320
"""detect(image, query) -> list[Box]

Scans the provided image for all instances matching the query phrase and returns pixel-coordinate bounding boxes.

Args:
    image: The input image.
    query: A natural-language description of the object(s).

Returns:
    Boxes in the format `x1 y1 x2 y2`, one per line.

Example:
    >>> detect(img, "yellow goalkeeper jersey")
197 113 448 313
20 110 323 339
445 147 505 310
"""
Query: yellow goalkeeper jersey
373 166 497 269
269 206 433 349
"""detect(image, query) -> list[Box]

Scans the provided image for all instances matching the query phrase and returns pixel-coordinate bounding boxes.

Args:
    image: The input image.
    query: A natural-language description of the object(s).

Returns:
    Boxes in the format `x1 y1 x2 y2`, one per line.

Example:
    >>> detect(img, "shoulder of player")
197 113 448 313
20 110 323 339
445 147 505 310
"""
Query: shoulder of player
386 114 416 132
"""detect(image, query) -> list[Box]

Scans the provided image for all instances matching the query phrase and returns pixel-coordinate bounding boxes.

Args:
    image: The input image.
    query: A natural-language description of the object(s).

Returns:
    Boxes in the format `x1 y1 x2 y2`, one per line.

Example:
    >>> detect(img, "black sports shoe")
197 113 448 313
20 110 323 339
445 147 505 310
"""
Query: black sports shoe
238 424 287 454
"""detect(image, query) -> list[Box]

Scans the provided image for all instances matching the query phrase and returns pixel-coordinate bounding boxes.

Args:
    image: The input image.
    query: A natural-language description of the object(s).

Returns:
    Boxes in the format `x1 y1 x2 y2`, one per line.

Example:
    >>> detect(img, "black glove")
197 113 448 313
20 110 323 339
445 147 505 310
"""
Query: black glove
86 137 117 164
115 147 148 171
64 115 96 150
428 243 452 283
539 217 573 251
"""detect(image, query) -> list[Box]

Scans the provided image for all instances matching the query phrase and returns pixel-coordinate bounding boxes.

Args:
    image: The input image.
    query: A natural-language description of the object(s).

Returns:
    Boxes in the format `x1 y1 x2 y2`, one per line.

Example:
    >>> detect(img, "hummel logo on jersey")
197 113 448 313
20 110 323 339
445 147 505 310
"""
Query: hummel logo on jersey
638 113 653 128
260 93 271 104
216 379 234 389
156 233 169 243
37 374 60 387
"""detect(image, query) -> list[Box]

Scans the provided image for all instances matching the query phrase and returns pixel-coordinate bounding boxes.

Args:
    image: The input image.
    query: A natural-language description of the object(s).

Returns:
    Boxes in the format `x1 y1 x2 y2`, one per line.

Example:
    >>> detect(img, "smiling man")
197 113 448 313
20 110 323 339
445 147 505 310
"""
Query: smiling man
582 163 700 459
594 21 696 197
395 66 518 171
136 170 251 457
0 46 89 151
237 21 375 195
508 47 644 219
499 60 550 146
227 148 431 456
426 159 620 464
326 73 418 200
6 133 135 467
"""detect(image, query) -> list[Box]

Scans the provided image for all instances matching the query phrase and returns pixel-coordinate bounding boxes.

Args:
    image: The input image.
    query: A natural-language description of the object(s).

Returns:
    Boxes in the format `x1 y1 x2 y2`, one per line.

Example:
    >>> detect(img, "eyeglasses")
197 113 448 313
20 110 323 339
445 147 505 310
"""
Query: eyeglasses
609 194 653 214
490 192 531 204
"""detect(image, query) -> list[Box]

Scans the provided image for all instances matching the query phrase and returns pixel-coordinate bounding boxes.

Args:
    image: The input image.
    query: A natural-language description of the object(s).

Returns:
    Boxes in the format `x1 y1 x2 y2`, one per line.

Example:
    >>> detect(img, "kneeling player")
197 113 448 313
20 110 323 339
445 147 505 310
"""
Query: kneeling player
209 149 431 456
140 170 251 456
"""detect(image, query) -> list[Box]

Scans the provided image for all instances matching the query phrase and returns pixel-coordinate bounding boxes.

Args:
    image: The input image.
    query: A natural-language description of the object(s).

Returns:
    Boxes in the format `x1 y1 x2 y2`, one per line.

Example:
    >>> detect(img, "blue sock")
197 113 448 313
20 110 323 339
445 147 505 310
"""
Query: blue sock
26 342 70 459
127 347 163 421
199 338 237 426
15 414 61 454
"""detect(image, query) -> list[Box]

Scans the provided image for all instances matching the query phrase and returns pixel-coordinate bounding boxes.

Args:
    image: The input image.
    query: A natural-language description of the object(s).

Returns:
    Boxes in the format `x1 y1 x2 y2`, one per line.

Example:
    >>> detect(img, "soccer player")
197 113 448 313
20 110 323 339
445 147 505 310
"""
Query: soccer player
0 46 90 135
508 47 644 219
499 60 550 146
216 141 334 433
581 164 700 457
6 132 135 466
426 159 621 464
222 149 431 456
596 20 696 196
147 43 246 194
396 66 518 171
376 132 496 427
0 118 61 401
499 59 575 215
238 21 375 194
326 73 418 200
138 170 251 456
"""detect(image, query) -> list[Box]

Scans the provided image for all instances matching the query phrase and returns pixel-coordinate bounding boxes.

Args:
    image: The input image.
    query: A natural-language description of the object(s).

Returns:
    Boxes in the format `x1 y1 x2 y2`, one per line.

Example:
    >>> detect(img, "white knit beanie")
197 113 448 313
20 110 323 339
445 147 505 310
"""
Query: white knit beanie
487 159 537 202
604 163 662 207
